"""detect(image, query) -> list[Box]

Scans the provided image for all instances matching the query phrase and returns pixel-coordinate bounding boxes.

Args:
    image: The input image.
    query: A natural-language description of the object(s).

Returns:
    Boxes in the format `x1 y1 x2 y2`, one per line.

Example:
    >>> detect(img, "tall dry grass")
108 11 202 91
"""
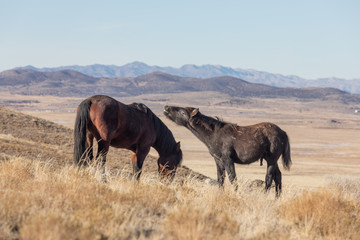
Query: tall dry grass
280 177 360 239
0 156 359 240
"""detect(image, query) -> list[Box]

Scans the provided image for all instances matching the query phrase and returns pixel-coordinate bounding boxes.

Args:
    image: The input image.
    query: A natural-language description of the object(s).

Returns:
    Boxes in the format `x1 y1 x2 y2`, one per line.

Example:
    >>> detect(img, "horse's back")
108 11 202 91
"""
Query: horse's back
245 122 287 146
231 122 288 162
236 122 285 136
88 94 118 105
257 122 287 141
89 95 121 120
86 95 156 148
253 122 289 160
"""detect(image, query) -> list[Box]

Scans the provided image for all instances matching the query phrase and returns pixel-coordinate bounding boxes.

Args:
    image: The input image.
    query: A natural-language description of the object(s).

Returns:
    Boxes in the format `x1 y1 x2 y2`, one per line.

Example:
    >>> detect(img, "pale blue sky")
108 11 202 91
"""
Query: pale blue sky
1 0 359 79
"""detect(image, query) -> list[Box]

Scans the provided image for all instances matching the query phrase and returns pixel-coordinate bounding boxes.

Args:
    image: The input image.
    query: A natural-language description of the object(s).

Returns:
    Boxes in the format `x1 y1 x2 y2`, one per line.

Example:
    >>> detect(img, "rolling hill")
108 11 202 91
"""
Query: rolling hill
1 68 359 103
18 62 360 94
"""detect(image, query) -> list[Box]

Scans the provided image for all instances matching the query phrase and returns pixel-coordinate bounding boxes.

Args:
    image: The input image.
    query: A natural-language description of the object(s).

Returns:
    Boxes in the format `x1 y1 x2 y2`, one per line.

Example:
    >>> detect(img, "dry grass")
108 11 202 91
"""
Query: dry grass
1 104 359 239
280 177 360 239
0 157 359 240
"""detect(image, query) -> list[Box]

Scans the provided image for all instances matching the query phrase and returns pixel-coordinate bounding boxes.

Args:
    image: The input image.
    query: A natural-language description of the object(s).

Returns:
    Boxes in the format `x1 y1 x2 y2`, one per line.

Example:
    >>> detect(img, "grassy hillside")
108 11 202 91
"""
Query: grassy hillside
1 156 359 239
0 106 359 239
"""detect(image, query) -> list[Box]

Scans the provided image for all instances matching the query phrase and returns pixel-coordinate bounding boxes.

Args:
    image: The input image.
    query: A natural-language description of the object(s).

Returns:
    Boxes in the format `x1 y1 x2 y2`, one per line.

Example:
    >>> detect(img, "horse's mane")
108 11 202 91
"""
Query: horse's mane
193 113 235 133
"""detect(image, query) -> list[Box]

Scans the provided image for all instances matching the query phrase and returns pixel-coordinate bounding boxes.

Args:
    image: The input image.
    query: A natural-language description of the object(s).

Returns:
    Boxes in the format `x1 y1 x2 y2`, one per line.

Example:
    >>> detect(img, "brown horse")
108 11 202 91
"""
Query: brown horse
164 105 291 197
74 95 182 181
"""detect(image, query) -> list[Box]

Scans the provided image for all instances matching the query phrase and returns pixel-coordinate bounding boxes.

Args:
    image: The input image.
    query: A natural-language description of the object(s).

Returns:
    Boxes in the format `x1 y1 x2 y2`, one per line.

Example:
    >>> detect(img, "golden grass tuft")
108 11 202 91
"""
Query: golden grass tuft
0 156 359 239
165 203 238 240
280 187 360 239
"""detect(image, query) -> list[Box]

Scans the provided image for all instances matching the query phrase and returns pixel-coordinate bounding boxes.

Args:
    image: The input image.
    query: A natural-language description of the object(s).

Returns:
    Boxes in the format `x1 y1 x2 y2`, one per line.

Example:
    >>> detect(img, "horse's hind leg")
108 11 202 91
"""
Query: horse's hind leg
86 131 94 163
265 163 282 197
265 164 275 193
96 139 110 183
274 164 282 197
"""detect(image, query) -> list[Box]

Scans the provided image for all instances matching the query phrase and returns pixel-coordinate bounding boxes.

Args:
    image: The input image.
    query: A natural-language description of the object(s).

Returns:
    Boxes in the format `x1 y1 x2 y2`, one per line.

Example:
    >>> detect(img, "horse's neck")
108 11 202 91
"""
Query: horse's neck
152 120 176 157
187 117 217 146
153 137 166 154
153 137 176 157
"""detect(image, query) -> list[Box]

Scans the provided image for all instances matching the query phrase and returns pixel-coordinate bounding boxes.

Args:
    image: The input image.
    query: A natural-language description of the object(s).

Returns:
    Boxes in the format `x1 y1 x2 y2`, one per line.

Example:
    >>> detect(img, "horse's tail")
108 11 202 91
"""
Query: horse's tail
74 99 92 165
282 132 292 170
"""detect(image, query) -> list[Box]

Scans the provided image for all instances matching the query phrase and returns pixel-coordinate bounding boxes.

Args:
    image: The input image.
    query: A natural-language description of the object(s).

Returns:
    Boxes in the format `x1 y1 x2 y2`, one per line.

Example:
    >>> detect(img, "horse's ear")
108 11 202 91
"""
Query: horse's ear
191 108 199 117
176 141 181 152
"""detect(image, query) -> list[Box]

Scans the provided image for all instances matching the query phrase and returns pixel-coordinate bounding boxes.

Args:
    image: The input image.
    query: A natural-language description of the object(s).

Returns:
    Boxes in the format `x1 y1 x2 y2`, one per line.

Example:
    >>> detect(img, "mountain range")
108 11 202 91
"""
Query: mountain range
1 68 359 104
18 62 360 94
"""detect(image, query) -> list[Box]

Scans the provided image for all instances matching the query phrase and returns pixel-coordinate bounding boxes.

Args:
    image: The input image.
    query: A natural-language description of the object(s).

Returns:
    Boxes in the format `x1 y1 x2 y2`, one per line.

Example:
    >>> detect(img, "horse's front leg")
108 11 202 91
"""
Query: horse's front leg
215 159 225 187
224 158 238 190
131 146 150 181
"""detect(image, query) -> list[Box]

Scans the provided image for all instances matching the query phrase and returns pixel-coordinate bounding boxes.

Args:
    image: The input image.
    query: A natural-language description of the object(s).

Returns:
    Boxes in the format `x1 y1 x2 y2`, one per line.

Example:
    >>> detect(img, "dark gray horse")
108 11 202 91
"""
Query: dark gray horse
164 105 291 197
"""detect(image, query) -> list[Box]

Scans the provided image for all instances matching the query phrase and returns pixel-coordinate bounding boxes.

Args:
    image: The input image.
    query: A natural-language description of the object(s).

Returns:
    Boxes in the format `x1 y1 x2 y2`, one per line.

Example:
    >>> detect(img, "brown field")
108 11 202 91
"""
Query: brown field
8 92 359 189
0 92 359 239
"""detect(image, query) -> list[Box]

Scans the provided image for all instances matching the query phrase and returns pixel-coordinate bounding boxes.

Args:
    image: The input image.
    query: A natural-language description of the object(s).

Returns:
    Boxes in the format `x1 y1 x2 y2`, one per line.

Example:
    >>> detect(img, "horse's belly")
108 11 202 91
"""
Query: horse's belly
233 156 260 165
232 141 265 164
109 138 134 149
232 149 262 164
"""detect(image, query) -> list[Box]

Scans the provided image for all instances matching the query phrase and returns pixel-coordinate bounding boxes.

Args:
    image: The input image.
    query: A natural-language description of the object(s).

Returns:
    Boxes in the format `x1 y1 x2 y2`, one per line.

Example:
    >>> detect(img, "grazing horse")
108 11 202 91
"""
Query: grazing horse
163 106 291 197
73 95 182 181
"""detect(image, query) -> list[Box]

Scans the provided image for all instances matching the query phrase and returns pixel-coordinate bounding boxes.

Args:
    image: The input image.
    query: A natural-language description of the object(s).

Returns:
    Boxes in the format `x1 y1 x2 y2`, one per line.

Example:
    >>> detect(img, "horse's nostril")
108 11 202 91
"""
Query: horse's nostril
164 105 169 111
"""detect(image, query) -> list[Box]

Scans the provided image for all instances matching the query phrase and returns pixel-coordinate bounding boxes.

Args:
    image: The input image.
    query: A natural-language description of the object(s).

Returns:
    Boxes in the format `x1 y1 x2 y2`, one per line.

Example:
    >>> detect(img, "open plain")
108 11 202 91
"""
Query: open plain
2 92 359 189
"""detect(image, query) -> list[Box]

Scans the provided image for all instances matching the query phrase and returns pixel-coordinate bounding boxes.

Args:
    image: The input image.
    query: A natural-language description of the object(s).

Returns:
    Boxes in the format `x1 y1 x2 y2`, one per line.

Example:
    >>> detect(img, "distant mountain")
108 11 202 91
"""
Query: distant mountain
0 69 98 96
17 62 360 94
1 69 359 104
0 68 97 85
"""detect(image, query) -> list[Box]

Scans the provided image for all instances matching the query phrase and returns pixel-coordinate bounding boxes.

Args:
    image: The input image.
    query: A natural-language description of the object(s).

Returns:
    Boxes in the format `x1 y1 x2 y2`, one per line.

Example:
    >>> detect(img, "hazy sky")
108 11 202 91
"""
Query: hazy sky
1 0 359 79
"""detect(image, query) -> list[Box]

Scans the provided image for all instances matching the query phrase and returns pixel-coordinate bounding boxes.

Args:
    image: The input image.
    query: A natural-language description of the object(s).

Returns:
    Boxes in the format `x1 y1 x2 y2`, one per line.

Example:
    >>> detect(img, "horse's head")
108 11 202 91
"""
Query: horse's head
163 105 199 126
157 141 182 182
